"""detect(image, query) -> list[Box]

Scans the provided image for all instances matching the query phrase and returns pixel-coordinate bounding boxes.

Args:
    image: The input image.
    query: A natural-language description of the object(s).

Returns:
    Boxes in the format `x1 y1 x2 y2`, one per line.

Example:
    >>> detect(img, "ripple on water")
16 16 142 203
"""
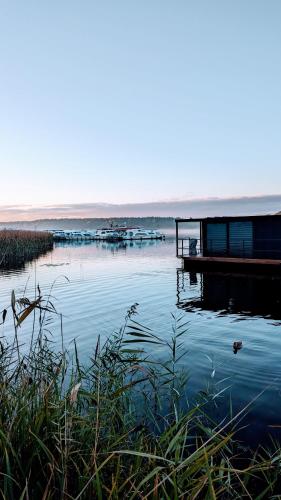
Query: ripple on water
1 240 281 447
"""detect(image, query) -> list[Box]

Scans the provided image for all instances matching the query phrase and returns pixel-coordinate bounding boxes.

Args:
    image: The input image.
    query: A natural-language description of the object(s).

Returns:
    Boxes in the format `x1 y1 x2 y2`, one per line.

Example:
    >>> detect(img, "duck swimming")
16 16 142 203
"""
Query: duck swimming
233 341 243 354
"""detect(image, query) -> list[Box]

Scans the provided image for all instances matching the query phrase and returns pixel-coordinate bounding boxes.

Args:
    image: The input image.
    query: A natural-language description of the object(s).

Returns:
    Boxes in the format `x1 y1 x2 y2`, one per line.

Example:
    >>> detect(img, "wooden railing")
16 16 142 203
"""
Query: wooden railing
177 237 281 259
177 238 202 257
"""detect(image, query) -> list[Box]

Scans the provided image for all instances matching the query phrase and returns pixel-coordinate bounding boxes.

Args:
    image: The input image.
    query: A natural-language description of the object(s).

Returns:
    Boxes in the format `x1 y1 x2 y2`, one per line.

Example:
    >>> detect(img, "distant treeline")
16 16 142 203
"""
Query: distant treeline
1 216 196 231
0 218 200 240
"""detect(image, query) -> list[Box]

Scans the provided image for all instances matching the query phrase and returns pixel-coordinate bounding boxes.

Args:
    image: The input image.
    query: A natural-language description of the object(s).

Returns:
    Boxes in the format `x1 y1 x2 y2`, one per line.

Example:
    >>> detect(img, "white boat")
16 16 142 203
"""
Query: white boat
81 231 96 240
50 230 96 241
95 226 165 241
95 228 123 241
50 230 66 240
49 226 165 241
122 228 165 240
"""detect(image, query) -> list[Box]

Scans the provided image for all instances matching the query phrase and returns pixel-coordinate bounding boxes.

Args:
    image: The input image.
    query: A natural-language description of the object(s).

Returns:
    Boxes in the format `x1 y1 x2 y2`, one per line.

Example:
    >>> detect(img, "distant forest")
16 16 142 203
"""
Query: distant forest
2 217 178 230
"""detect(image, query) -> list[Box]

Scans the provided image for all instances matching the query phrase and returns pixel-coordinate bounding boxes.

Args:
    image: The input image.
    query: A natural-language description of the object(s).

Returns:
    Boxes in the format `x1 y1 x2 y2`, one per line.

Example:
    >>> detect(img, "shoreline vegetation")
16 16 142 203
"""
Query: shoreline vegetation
0 292 280 498
0 229 53 269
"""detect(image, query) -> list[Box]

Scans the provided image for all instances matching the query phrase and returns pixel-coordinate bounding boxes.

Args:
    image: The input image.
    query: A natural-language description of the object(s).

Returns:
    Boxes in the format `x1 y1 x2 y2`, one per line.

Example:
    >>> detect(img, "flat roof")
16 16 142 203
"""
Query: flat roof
175 214 281 223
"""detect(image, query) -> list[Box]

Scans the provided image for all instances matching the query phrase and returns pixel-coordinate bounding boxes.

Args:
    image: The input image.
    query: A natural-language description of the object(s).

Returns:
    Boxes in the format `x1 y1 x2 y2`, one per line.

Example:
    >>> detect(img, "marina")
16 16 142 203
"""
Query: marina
50 225 165 241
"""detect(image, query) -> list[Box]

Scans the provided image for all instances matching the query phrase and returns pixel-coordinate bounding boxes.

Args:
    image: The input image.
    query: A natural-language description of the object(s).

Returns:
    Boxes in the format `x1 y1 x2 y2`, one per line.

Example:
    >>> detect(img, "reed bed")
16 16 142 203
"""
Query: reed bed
0 229 53 268
0 292 280 499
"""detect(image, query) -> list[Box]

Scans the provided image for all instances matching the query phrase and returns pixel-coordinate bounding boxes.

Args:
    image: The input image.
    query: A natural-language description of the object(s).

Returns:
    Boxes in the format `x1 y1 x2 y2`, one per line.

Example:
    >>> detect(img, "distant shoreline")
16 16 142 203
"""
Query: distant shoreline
0 216 182 232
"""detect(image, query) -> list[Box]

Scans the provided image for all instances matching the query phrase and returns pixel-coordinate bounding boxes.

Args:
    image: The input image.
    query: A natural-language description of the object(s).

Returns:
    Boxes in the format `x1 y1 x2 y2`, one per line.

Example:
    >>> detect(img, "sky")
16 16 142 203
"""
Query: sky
1 195 281 222
0 0 281 219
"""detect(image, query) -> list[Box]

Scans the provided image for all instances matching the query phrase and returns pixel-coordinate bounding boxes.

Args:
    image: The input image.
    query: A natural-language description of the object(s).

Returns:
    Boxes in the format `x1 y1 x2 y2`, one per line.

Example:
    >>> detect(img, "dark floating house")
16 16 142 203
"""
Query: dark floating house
176 214 281 273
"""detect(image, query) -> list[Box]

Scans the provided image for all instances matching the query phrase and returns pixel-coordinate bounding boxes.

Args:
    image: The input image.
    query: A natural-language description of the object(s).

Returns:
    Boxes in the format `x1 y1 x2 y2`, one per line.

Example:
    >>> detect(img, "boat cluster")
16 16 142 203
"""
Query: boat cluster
48 226 165 242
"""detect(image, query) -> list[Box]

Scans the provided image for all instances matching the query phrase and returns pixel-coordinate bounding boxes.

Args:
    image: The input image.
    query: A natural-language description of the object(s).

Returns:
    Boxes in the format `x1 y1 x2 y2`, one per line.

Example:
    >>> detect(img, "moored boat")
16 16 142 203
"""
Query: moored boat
121 228 165 240
94 228 123 240
95 225 165 241
50 230 96 241
48 226 165 242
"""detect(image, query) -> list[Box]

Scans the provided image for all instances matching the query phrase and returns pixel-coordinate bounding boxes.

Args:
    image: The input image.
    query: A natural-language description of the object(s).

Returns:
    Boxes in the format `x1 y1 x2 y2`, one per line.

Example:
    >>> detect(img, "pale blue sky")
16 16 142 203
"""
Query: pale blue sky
0 0 280 211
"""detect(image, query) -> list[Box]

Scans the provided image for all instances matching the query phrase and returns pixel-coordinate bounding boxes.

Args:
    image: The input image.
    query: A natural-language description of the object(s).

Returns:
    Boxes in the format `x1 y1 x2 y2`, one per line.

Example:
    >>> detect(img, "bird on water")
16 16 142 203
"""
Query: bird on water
233 341 243 354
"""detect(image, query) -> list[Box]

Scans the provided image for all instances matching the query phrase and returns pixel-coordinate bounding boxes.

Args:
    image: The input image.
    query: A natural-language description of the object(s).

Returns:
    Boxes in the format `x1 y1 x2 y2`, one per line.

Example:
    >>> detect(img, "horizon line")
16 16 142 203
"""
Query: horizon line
0 194 281 223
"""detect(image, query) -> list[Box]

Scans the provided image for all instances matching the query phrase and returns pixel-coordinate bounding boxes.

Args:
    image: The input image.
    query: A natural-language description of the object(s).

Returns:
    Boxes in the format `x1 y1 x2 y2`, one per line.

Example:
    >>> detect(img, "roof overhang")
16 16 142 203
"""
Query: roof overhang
175 214 281 223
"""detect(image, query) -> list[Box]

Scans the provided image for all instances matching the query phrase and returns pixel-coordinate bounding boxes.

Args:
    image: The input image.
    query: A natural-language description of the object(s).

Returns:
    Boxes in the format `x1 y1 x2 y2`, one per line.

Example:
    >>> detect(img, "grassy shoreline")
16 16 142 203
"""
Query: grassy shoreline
0 229 53 269
0 293 280 498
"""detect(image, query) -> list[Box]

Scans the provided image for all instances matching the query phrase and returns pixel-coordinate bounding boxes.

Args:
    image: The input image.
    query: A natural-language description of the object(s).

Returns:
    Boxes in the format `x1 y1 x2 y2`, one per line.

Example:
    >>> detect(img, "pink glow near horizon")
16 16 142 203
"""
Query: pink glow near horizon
0 195 281 223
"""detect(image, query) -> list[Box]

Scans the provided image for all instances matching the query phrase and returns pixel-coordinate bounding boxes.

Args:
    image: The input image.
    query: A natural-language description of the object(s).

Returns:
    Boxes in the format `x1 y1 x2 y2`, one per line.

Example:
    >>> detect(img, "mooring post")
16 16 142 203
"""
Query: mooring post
176 219 179 256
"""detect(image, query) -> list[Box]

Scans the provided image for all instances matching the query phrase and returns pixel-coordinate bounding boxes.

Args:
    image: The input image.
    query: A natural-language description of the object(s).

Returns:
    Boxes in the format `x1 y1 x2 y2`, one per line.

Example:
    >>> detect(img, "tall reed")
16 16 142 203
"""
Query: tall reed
0 291 280 498
0 229 53 269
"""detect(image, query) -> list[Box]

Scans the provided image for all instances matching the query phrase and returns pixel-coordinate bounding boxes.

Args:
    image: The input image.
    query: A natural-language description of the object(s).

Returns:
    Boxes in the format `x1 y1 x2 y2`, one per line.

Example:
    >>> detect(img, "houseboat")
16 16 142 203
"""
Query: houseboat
176 214 281 273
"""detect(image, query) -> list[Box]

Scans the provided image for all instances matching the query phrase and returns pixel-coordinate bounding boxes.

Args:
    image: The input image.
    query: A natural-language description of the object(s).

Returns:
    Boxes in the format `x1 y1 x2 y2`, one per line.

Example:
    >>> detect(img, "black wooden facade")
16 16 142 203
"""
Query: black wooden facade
176 215 281 260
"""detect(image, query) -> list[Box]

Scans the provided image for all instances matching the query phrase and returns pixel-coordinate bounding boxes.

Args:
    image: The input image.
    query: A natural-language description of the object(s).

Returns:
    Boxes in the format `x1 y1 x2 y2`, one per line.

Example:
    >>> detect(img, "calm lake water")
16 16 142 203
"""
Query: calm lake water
1 238 281 447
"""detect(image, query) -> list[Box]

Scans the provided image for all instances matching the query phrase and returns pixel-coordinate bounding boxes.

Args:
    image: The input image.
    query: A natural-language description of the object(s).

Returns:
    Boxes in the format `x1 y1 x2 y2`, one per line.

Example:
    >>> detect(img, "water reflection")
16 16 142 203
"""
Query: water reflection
176 269 281 320
55 238 166 253
0 247 53 278
1 239 281 448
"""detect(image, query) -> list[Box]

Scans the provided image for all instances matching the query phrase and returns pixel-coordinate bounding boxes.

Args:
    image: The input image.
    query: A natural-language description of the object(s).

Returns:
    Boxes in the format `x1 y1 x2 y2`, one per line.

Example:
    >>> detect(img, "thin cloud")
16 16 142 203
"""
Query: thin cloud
0 194 281 222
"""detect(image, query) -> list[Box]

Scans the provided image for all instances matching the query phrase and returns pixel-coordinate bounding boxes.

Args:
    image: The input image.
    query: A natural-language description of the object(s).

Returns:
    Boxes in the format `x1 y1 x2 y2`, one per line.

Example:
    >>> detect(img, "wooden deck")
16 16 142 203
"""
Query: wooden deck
182 256 281 274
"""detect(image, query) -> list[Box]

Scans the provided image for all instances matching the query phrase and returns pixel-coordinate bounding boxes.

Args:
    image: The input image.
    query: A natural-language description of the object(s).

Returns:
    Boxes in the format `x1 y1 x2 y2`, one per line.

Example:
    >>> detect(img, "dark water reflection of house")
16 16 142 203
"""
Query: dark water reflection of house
176 270 281 320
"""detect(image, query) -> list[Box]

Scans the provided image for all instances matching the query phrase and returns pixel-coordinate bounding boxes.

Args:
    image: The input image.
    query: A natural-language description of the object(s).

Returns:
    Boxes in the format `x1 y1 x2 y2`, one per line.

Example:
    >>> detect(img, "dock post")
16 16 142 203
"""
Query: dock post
176 219 179 256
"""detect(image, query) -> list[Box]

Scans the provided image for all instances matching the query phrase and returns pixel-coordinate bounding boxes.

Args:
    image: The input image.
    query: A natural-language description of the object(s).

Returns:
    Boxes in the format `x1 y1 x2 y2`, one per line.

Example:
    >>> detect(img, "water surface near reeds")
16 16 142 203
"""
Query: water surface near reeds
1 238 281 448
